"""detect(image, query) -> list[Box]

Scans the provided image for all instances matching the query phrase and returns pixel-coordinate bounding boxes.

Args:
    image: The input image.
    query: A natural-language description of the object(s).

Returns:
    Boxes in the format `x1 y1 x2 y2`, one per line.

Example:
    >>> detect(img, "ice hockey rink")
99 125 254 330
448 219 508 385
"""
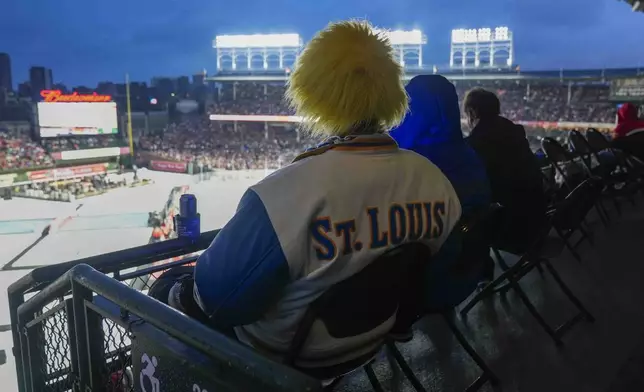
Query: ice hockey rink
0 169 266 390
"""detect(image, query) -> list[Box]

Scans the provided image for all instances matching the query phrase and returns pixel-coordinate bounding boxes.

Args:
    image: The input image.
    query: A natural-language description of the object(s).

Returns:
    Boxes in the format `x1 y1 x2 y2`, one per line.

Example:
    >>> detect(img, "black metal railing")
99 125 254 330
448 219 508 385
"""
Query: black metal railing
6 230 214 392
16 263 322 392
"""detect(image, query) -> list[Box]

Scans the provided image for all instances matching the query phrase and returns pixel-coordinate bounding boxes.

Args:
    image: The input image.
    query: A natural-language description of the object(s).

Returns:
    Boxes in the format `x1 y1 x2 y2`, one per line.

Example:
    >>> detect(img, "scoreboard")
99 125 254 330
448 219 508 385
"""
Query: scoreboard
610 77 644 101
37 102 119 138
36 90 119 138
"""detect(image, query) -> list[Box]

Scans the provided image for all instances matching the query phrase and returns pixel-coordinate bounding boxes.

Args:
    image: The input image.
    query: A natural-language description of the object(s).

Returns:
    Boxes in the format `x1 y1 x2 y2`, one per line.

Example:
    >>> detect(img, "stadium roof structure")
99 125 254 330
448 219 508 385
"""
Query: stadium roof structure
621 0 644 11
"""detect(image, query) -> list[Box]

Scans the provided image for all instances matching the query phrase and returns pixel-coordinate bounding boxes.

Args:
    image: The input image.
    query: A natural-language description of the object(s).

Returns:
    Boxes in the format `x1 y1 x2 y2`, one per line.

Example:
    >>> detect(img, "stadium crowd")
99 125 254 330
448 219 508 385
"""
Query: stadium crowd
0 130 53 171
138 118 314 170
208 80 619 124
138 80 615 168
0 79 638 174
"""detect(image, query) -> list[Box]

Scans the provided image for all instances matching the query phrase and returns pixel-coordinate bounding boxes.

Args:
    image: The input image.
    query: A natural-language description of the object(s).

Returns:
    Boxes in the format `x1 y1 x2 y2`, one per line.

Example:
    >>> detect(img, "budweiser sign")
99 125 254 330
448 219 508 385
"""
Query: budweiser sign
40 90 112 103
150 160 188 173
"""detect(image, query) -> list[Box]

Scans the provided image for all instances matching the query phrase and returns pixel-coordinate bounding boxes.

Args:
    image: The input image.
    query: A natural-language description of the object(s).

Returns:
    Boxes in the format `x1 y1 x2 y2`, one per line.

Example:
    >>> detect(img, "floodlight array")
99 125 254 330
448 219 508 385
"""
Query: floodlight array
214 33 301 49
376 29 426 45
451 26 511 43
494 27 510 41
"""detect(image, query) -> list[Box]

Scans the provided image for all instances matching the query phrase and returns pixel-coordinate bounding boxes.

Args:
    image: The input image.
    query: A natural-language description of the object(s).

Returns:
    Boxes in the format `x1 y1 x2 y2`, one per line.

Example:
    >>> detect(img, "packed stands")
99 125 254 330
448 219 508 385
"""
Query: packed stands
0 78 636 173
209 80 620 123
0 130 53 171
138 118 315 170
138 80 615 169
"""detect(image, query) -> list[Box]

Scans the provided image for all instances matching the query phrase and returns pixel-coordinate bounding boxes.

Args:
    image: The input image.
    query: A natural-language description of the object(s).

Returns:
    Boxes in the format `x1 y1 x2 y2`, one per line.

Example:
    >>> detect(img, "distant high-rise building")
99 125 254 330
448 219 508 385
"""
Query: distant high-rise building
192 71 208 102
17 82 31 98
176 76 190 97
0 53 12 92
193 72 205 85
97 82 116 96
151 77 176 98
129 82 148 99
52 83 68 93
29 66 53 96
72 86 92 94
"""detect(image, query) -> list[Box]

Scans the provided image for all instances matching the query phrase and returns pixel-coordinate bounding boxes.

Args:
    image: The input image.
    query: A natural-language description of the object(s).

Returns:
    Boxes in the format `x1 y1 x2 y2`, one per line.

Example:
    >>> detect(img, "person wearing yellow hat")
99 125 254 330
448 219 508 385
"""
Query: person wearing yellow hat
155 19 462 371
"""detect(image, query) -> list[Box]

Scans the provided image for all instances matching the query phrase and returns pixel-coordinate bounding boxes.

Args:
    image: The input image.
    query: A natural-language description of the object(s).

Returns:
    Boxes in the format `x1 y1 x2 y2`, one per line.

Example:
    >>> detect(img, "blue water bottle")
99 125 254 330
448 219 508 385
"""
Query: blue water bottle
175 194 201 241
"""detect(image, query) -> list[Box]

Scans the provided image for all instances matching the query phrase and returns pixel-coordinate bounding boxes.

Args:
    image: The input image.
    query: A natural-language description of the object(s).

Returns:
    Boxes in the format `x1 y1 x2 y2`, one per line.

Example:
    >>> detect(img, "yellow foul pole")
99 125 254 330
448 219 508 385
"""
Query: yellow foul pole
125 73 134 157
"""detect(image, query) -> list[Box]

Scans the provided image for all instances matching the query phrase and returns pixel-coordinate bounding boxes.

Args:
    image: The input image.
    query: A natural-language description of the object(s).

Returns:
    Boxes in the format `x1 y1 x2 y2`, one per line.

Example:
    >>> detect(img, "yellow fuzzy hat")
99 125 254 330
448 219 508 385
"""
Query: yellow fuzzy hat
286 20 408 137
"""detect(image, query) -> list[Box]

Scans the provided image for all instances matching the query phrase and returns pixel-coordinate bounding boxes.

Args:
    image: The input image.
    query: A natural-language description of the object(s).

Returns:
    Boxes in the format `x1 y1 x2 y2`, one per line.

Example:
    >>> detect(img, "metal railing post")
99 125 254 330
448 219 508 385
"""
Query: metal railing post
8 291 26 392
71 280 94 390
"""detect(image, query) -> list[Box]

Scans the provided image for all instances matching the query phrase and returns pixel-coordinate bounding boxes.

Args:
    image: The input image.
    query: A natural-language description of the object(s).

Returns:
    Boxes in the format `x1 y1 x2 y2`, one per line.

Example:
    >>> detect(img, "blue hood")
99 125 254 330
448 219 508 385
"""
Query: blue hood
391 75 464 147
390 75 490 214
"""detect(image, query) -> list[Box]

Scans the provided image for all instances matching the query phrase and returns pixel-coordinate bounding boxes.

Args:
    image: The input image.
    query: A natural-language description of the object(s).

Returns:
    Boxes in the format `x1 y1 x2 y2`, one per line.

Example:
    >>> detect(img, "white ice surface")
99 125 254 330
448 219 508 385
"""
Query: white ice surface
11 227 154 268
0 234 45 268
0 198 76 221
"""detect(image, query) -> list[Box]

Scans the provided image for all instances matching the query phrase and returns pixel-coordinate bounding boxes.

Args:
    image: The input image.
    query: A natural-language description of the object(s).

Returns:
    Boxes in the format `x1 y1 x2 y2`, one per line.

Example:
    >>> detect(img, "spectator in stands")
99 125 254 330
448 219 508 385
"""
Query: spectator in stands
157 21 462 370
0 131 53 171
390 75 494 291
613 103 644 139
391 76 491 216
464 88 548 255
610 102 644 162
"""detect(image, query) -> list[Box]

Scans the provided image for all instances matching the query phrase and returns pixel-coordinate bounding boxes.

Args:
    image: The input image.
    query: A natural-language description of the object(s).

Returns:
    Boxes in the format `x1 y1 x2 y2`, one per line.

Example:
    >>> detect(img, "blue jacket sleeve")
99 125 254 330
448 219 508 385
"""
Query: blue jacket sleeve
193 189 291 328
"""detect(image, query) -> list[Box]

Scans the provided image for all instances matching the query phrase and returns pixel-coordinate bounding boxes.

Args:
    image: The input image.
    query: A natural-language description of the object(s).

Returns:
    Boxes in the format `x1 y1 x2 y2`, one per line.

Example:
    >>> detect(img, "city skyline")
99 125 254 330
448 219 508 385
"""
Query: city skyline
2 0 644 87
0 55 205 94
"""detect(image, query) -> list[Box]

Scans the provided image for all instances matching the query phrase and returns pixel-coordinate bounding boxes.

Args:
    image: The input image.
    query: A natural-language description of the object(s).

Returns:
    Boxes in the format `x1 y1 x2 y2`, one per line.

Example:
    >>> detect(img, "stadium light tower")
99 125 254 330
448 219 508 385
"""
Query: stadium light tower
376 29 427 69
213 33 303 72
450 27 513 70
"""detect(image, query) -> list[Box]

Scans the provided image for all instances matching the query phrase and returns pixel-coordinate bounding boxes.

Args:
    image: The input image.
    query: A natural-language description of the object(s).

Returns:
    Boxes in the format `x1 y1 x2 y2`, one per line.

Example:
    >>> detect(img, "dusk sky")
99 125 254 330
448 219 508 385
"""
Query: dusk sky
2 0 644 87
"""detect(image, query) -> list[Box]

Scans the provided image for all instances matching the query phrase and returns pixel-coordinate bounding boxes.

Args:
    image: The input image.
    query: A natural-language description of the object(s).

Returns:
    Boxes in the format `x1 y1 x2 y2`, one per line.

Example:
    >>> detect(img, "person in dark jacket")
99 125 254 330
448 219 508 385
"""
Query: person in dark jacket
464 88 548 254
390 75 494 310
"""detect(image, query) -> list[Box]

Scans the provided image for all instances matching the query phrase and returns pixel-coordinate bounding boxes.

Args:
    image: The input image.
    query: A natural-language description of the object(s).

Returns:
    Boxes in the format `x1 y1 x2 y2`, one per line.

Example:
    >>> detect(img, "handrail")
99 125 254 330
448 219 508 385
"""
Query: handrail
8 229 218 295
8 229 219 392
119 254 199 281
17 264 321 392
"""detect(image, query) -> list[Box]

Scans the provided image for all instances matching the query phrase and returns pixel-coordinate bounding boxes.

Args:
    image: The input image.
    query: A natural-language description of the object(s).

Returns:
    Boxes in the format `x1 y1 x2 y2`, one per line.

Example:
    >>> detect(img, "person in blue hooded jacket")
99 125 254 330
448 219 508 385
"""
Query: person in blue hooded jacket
390 75 493 312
